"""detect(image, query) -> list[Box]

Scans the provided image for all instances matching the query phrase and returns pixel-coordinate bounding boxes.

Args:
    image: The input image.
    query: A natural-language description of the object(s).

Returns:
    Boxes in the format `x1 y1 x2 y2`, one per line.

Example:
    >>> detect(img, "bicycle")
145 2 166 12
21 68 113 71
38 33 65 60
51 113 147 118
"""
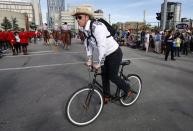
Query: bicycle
66 60 142 126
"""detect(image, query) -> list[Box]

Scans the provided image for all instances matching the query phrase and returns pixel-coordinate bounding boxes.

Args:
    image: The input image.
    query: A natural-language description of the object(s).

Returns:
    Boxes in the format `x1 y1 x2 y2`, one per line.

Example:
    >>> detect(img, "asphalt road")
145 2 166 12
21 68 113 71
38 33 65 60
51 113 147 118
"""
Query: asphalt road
0 39 193 131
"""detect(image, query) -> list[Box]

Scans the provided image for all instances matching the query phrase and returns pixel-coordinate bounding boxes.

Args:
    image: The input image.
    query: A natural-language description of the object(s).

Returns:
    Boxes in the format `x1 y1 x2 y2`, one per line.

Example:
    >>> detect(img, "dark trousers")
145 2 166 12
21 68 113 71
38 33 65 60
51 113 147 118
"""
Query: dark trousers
183 42 188 55
13 43 20 54
174 47 180 57
190 40 193 51
21 44 28 55
101 47 129 96
165 43 174 60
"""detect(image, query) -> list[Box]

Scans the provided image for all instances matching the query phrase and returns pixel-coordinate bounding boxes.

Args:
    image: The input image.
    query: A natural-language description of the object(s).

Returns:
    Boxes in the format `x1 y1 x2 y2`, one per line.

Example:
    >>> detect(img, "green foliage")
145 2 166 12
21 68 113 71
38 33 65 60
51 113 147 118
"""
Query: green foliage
112 24 118 31
30 22 37 30
12 17 19 30
1 17 12 31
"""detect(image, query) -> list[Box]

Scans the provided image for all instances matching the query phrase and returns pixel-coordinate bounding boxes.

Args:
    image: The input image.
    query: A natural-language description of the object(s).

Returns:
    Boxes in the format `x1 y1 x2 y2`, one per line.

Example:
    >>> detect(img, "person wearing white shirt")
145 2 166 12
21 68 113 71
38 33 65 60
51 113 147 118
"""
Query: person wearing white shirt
53 23 60 43
61 22 71 49
43 23 48 31
62 22 71 31
42 23 49 45
144 31 150 54
72 6 131 104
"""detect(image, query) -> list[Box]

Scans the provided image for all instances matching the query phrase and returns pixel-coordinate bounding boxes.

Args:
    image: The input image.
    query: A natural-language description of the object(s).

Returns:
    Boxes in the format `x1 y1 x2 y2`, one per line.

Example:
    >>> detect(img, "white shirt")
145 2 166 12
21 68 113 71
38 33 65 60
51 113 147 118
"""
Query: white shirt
15 35 20 42
145 33 150 43
62 24 71 31
54 25 59 31
83 20 119 65
43 25 48 30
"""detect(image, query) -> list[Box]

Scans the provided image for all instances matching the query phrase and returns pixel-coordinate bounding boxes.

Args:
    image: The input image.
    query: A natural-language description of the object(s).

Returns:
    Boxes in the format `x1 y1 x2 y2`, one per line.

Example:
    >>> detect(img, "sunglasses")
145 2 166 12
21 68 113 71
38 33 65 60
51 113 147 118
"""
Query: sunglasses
75 15 83 20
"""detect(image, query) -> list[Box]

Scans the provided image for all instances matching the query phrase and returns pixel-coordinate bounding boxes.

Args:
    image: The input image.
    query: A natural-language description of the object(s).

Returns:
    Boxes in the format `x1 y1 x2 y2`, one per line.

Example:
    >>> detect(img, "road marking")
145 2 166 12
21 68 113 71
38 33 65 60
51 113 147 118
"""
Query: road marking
123 57 149 60
0 57 148 72
0 62 85 71
4 51 84 57
30 51 54 54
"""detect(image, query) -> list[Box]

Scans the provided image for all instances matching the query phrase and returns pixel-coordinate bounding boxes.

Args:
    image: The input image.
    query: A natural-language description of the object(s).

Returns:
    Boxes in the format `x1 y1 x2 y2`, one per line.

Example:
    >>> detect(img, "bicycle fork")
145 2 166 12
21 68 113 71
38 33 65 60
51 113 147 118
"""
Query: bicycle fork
83 85 95 110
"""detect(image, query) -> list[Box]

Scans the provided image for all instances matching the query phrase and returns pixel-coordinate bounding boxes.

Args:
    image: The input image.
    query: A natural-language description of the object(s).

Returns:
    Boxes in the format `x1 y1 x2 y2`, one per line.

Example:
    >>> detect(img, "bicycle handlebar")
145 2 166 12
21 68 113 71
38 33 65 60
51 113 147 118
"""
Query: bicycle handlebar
85 59 131 76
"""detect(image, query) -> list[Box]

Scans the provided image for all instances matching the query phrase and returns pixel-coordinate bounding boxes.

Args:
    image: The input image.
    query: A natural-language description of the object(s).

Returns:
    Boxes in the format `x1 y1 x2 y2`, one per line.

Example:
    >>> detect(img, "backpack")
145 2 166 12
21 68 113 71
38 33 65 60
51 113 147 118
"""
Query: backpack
90 18 115 37
87 18 116 46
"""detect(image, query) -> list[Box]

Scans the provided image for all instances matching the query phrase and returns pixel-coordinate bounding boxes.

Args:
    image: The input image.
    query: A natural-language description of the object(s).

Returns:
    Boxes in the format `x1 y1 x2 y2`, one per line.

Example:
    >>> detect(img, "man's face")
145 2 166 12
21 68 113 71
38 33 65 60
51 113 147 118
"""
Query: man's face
75 14 89 27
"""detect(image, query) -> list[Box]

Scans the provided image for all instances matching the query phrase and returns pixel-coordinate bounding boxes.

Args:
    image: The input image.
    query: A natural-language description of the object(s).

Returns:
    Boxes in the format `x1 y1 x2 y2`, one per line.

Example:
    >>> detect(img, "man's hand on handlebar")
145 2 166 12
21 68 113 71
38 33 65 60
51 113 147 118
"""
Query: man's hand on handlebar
93 63 101 70
85 61 101 73
85 60 92 67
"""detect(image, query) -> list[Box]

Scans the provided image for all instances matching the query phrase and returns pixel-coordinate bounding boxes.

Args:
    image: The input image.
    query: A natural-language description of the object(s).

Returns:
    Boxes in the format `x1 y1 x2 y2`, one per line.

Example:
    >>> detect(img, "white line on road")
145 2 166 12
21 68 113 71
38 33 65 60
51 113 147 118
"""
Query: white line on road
0 57 148 72
0 62 85 71
30 50 54 54
5 51 84 58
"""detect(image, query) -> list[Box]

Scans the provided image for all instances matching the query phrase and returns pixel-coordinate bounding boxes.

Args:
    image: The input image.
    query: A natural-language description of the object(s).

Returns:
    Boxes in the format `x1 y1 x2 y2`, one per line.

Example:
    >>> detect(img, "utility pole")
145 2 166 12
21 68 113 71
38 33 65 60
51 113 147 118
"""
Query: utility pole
109 14 111 25
162 0 167 31
143 10 146 24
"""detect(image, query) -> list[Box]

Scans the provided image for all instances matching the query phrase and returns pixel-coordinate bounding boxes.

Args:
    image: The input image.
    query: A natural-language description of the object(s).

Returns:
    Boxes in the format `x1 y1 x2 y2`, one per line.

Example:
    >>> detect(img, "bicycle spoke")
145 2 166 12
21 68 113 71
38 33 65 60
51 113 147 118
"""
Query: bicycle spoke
66 88 103 126
120 75 142 106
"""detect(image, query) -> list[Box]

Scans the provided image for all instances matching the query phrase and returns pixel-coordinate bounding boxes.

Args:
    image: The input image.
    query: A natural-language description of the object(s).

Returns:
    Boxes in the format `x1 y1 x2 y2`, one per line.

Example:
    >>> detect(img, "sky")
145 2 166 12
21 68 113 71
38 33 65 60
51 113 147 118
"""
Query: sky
40 0 193 24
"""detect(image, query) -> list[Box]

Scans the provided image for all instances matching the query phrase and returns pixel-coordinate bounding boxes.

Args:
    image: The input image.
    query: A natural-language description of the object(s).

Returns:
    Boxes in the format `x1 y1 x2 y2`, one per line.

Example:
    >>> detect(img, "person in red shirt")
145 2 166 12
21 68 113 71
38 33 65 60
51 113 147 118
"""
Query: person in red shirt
19 28 29 55
37 30 42 40
2 31 9 50
8 30 17 55
0 30 3 50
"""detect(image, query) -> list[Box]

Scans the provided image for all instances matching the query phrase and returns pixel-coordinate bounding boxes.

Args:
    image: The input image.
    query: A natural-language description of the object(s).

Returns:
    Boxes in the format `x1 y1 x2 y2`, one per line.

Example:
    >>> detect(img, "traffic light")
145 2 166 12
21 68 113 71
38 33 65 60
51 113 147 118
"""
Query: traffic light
156 13 161 20
167 12 174 20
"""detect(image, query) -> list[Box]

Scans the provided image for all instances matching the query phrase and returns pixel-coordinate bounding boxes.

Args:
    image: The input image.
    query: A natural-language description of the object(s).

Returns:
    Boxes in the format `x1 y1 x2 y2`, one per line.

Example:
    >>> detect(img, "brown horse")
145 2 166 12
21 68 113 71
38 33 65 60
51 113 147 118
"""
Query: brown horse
78 30 85 44
43 30 49 45
52 30 60 45
61 31 71 49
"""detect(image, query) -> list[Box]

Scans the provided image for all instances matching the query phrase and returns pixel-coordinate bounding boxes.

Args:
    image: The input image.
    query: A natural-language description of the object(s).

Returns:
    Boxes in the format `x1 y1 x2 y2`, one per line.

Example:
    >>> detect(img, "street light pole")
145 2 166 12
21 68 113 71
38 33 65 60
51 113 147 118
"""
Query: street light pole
162 0 167 31
109 14 111 25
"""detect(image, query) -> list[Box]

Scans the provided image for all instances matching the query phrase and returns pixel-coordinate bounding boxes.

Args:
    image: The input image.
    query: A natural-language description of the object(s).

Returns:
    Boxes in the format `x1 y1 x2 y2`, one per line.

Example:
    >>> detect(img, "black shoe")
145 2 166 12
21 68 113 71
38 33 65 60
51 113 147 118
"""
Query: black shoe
171 58 176 61
123 90 134 100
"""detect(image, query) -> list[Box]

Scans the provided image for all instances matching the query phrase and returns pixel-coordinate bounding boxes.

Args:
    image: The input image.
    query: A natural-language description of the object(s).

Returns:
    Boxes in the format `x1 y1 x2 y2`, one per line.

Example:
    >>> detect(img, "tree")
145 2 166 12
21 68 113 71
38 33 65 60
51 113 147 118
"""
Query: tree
112 24 118 31
1 17 12 31
30 22 37 30
12 17 19 30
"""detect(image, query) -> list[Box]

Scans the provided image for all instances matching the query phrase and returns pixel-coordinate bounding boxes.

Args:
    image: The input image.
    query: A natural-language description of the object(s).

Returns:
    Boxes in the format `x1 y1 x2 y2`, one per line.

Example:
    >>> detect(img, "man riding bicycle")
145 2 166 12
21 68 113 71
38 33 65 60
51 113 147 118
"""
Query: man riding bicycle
72 6 132 104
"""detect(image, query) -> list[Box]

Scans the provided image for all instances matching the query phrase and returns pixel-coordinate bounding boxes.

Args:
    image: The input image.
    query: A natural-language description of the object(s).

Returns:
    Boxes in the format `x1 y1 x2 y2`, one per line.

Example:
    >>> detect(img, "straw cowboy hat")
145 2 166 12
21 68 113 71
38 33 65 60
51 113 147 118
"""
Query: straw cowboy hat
72 6 93 16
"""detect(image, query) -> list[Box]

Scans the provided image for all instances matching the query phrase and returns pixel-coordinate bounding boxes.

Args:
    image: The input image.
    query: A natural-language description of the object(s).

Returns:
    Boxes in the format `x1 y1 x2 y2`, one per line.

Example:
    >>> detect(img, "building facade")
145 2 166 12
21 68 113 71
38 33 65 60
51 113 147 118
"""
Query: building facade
116 22 145 32
0 10 26 30
47 0 65 27
31 0 42 25
161 2 181 30
0 0 34 23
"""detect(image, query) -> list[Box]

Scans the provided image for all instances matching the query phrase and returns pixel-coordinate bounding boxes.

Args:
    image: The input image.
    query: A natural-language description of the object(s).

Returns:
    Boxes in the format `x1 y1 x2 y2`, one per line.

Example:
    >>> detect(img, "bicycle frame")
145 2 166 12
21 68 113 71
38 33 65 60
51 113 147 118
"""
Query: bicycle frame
87 62 129 101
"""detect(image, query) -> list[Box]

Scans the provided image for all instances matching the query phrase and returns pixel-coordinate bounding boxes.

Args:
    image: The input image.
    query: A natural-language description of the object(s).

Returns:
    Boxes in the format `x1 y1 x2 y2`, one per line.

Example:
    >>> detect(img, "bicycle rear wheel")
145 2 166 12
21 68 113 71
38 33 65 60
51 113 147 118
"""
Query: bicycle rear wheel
66 86 104 126
120 74 142 106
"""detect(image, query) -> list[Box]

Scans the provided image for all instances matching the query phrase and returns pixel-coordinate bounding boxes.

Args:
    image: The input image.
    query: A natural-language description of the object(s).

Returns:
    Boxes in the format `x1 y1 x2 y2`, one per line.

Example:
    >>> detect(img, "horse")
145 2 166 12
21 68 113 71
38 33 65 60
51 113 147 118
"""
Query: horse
61 30 71 49
78 30 85 44
43 30 49 45
52 30 60 45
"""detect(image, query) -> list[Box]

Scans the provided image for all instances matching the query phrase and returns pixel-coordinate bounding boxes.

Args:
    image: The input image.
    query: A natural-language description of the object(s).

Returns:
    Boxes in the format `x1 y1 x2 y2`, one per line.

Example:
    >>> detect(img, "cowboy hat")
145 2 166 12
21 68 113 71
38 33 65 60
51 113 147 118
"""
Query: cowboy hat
72 6 93 16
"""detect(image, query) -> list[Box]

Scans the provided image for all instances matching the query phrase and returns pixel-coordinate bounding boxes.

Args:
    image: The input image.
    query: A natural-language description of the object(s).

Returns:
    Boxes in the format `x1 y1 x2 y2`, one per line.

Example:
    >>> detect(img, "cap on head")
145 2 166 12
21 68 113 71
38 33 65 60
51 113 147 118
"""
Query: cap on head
72 6 93 17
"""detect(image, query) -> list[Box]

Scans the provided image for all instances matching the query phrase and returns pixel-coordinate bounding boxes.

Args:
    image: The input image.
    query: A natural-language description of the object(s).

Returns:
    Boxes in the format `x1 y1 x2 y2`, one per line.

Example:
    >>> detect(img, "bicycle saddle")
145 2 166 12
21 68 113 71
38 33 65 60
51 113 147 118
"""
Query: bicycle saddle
121 60 131 66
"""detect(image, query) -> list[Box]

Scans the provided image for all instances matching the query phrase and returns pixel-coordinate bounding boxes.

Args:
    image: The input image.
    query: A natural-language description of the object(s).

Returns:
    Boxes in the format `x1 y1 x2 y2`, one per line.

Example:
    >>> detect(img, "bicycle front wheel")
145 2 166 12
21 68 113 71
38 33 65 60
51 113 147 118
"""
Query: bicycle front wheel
66 87 104 126
120 74 142 106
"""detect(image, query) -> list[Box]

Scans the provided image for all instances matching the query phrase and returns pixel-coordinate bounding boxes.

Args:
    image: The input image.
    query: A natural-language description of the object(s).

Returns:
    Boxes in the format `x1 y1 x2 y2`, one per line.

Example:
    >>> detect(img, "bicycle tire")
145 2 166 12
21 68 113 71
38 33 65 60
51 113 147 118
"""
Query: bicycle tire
66 86 104 126
119 74 142 106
